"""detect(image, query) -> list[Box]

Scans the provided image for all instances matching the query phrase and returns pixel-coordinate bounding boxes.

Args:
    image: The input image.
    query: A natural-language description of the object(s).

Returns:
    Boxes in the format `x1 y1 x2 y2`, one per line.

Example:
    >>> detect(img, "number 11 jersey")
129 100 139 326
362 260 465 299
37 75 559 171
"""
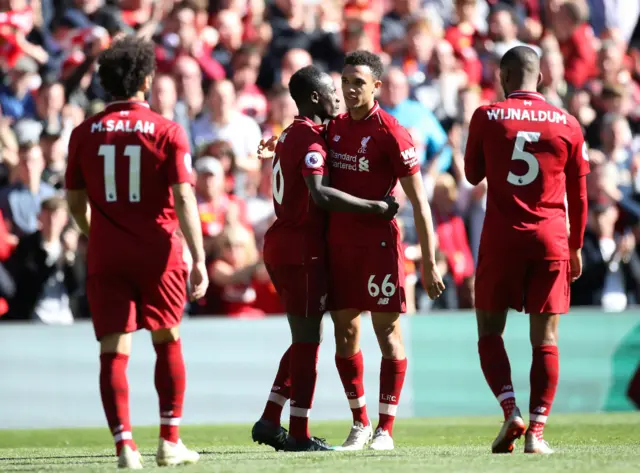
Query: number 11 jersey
464 90 590 260
65 101 193 276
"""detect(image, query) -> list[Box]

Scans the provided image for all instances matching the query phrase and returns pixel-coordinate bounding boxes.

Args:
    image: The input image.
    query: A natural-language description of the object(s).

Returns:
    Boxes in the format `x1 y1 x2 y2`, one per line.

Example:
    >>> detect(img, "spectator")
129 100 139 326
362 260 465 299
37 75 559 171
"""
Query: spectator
212 8 244 75
540 48 568 108
0 55 38 120
40 125 66 190
150 73 193 150
0 141 55 236
231 44 267 123
4 195 79 323
192 79 262 174
379 67 450 170
173 55 205 120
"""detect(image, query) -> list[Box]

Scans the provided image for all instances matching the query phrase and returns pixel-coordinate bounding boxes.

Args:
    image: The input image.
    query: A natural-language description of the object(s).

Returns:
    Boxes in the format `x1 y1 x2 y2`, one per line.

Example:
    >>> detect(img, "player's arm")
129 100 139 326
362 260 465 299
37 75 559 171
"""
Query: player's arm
172 183 205 266
64 127 91 235
304 173 397 218
388 122 444 298
66 190 91 236
463 107 486 186
565 129 590 254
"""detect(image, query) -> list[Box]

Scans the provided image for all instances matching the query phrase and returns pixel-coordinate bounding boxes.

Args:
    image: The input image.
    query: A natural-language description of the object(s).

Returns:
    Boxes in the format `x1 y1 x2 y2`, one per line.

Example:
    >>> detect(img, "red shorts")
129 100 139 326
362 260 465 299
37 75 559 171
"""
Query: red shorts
265 261 328 316
329 242 406 313
475 254 570 314
87 268 187 340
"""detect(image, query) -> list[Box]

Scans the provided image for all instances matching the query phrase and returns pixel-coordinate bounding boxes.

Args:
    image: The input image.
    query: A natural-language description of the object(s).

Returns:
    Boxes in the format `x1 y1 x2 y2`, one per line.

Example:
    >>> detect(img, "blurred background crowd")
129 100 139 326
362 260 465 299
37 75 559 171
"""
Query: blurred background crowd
0 0 638 324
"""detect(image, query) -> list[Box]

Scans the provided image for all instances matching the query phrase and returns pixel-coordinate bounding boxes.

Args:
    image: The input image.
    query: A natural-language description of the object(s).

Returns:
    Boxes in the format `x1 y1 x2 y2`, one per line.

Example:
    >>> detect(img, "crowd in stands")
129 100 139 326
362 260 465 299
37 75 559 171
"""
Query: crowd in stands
0 0 638 323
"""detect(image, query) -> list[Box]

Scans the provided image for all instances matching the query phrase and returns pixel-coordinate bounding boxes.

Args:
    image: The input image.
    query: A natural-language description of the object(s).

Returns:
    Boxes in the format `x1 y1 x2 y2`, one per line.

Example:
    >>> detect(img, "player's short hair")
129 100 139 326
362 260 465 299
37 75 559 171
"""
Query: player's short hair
344 50 384 80
41 195 66 213
499 45 540 75
288 65 326 106
97 36 156 100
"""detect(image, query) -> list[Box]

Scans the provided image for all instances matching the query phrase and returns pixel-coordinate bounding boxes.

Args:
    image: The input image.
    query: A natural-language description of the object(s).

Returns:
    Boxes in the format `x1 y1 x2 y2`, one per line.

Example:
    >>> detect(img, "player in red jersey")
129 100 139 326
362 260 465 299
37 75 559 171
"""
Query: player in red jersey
251 65 399 452
327 51 444 451
464 46 589 454
65 37 206 469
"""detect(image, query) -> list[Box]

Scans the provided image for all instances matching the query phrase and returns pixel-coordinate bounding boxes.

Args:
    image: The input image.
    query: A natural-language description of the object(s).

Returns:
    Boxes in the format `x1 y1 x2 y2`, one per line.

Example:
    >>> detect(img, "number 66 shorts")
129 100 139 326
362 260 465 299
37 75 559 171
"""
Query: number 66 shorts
328 241 407 313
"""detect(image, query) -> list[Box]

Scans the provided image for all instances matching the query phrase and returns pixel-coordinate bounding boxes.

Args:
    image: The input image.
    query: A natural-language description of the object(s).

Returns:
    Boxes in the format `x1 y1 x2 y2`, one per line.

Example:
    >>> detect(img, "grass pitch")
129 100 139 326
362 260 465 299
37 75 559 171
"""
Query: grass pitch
1 413 639 472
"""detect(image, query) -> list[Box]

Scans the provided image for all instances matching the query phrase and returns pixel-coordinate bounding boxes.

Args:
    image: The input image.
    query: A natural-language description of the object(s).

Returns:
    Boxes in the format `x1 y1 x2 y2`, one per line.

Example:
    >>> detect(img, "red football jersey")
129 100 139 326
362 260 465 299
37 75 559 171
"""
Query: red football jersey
325 102 419 245
65 101 193 275
464 90 590 260
263 116 328 265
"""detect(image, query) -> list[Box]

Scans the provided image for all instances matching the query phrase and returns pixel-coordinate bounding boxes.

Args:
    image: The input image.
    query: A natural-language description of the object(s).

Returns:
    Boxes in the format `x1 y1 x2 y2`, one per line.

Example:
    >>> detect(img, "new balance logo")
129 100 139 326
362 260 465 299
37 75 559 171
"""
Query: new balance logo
272 385 281 391
377 297 389 305
333 135 341 142
502 385 513 392
533 406 547 414
358 157 369 172
381 394 397 402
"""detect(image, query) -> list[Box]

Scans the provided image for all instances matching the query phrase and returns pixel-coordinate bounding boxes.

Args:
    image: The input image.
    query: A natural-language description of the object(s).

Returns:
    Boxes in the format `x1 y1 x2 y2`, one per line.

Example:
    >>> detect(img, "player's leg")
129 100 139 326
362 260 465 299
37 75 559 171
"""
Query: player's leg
252 263 292 450
253 346 291 446
369 311 406 451
284 313 331 451
87 274 142 469
525 313 559 454
474 254 526 453
332 309 373 449
524 259 569 454
142 269 199 466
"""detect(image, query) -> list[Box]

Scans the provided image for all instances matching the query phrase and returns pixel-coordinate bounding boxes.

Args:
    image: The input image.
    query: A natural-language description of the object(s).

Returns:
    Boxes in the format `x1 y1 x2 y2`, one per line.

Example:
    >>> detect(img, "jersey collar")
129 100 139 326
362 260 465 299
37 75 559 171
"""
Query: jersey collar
106 100 151 110
507 90 546 102
293 116 317 127
363 101 380 120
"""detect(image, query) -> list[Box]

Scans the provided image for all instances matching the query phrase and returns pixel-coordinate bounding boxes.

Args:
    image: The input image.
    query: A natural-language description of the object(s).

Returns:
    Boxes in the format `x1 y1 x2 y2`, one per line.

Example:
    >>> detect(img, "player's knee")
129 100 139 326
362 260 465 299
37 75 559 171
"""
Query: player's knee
289 314 323 344
100 332 132 355
372 315 404 359
476 310 508 338
529 313 559 347
151 326 180 345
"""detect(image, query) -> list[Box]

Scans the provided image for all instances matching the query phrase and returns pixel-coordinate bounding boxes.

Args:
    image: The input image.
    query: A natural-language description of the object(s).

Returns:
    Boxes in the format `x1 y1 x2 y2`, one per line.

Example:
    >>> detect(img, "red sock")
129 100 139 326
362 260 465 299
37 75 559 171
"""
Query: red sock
289 342 320 441
628 364 640 409
100 353 136 455
529 345 559 440
335 351 369 426
261 346 291 426
377 358 407 436
154 339 186 443
478 335 517 420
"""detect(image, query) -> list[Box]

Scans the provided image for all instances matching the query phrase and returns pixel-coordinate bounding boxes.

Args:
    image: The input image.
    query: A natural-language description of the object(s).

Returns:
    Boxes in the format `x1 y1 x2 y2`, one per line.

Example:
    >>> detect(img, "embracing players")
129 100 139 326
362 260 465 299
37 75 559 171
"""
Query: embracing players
252 65 399 452
255 52 445 451
65 37 206 468
464 46 589 454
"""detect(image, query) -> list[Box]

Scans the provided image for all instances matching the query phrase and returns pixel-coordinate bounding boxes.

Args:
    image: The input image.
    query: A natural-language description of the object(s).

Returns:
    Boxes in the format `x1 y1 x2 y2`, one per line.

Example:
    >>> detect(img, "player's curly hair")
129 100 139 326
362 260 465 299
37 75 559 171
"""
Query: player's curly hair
344 50 384 80
97 36 156 100
288 65 326 106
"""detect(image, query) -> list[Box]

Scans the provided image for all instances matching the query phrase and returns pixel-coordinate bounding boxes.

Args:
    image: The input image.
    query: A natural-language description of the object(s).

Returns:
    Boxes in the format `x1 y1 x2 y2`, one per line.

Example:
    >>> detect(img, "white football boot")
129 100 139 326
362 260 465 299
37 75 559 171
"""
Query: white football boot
117 445 143 469
339 422 373 450
524 431 554 454
491 407 526 453
369 428 394 451
156 438 200 466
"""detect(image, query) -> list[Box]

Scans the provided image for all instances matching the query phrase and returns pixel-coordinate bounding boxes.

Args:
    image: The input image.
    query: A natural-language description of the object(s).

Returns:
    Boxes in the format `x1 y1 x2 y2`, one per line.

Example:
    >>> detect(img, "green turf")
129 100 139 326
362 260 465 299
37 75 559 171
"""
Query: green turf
1 413 639 472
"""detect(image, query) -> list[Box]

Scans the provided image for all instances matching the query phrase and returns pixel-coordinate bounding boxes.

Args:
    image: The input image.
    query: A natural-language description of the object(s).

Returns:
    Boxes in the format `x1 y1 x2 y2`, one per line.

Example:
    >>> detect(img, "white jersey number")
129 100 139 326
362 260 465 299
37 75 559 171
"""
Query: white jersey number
507 131 541 186
272 158 284 205
368 274 396 298
99 144 142 202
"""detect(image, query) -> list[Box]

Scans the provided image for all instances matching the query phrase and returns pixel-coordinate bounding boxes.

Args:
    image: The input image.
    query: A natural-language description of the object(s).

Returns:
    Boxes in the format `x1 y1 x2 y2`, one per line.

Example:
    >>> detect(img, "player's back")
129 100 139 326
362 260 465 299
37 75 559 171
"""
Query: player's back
68 101 190 275
264 117 328 265
471 90 587 259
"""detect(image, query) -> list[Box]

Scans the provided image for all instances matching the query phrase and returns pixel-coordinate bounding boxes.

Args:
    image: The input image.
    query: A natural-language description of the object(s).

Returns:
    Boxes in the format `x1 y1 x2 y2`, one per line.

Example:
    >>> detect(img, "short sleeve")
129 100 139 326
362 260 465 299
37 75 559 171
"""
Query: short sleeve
65 127 85 190
463 107 487 185
386 121 419 178
300 130 328 177
166 124 194 186
565 122 590 179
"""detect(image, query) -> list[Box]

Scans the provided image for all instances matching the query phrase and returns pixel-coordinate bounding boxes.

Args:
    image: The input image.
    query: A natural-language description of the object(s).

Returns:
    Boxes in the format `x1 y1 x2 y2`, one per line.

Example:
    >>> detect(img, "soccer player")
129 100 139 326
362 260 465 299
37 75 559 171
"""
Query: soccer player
327 51 444 451
464 46 589 454
65 37 206 469
251 65 400 452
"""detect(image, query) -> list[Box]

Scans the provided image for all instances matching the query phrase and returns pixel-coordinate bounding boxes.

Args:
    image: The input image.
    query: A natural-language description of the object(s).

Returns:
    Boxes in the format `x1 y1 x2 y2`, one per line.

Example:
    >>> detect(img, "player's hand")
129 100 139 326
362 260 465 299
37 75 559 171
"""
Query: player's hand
379 195 400 220
569 248 582 282
189 261 209 301
423 262 446 300
257 136 278 160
